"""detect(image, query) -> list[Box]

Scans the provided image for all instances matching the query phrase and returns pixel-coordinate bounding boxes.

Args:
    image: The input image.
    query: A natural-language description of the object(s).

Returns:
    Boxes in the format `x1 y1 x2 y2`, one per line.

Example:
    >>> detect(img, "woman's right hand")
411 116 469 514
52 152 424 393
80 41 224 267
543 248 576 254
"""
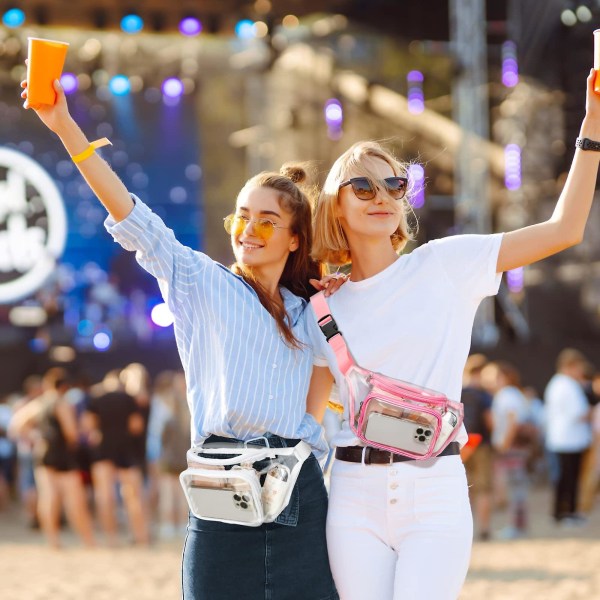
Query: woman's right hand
20 69 72 134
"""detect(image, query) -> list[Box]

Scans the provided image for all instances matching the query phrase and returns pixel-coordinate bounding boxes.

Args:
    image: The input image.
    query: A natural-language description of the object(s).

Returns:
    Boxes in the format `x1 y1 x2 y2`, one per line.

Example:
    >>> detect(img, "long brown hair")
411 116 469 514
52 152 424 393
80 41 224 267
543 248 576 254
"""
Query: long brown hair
231 164 323 349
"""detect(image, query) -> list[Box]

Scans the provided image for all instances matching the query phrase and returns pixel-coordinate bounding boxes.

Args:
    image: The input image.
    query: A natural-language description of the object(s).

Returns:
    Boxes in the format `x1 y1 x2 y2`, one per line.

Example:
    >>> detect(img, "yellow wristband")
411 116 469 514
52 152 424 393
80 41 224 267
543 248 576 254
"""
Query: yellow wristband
71 138 112 163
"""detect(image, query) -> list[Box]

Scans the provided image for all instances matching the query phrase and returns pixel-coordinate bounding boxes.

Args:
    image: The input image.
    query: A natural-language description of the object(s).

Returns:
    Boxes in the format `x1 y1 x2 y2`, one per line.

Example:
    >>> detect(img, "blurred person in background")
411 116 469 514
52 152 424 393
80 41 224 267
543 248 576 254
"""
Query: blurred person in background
461 354 494 541
9 375 43 526
545 349 593 526
578 371 600 514
483 361 531 539
0 394 16 511
83 369 149 546
10 368 95 548
146 369 177 519
157 371 190 539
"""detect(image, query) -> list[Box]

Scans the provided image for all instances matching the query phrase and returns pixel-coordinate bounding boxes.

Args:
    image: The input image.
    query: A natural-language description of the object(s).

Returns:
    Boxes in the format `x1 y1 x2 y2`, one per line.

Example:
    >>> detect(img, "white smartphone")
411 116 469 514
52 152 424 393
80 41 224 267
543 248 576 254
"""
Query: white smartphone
187 485 261 524
364 412 434 454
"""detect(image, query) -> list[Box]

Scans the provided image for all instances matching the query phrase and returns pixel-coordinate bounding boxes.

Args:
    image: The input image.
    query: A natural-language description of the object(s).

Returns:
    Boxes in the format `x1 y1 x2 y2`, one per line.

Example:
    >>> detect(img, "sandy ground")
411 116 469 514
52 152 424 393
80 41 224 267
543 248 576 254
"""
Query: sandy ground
0 485 599 599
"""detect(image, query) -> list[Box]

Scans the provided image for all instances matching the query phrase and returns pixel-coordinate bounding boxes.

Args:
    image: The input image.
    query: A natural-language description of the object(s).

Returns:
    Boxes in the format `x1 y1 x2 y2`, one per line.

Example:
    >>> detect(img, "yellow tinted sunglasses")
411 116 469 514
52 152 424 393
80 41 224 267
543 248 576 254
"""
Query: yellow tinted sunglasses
223 214 290 241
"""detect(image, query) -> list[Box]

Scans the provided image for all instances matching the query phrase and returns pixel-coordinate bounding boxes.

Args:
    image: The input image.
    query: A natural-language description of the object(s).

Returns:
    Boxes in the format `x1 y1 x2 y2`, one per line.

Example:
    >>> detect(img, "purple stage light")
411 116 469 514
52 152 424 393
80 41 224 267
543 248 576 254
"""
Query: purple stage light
504 144 522 190
502 41 519 88
324 99 343 127
93 331 112 351
408 164 425 208
60 73 79 95
407 71 424 114
162 77 184 98
506 267 524 293
180 17 202 36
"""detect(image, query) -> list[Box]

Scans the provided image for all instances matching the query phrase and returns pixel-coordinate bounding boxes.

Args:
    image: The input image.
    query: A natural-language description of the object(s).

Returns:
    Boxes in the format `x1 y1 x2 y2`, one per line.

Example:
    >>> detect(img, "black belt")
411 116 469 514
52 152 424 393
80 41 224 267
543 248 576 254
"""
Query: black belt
335 441 461 465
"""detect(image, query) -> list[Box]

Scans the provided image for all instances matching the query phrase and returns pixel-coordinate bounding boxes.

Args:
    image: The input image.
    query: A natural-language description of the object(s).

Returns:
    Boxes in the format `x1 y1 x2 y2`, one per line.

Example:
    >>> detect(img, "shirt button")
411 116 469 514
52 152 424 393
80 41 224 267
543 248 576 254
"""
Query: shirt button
272 363 277 369
390 499 398 505
269 395 274 400
390 482 399 490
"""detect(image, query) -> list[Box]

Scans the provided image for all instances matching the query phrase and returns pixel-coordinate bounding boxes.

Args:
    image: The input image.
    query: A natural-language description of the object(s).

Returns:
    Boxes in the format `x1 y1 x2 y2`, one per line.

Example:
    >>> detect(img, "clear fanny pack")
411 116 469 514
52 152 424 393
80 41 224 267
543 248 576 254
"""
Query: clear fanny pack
311 292 463 460
179 438 312 526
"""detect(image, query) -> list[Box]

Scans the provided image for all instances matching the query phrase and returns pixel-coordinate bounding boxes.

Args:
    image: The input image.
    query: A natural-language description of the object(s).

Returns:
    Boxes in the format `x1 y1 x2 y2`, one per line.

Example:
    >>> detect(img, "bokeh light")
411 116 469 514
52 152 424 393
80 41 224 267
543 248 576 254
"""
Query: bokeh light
109 75 131 96
151 303 175 327
502 41 519 88
235 19 256 39
121 14 144 34
60 72 79 95
507 267 524 293
162 77 184 98
93 331 112 351
408 164 425 209
407 70 425 114
504 144 522 190
2 8 25 28
179 17 202 36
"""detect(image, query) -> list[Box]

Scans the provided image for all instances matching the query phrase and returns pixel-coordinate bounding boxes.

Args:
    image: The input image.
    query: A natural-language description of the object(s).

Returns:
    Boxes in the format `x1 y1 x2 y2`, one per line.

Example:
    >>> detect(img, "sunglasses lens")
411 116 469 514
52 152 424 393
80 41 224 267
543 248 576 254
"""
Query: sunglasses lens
385 178 407 199
254 219 275 240
224 215 246 236
351 178 375 200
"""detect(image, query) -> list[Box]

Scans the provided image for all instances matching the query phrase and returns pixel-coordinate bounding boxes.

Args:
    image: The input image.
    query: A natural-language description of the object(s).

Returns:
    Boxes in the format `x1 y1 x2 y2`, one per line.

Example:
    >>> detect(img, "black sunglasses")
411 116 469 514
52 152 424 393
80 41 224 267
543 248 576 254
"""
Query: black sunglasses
339 176 408 201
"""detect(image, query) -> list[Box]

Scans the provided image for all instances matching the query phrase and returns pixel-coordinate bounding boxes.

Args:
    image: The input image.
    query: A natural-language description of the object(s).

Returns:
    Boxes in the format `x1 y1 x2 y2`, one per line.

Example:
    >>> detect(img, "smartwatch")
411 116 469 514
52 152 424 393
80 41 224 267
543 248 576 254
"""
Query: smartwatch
575 137 600 151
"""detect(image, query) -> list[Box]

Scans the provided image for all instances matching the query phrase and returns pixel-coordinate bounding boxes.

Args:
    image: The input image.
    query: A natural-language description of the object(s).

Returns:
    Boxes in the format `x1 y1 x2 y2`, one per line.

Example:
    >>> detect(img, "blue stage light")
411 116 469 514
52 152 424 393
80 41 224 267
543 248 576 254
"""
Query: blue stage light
120 14 144 34
109 75 131 96
235 19 255 39
2 8 25 28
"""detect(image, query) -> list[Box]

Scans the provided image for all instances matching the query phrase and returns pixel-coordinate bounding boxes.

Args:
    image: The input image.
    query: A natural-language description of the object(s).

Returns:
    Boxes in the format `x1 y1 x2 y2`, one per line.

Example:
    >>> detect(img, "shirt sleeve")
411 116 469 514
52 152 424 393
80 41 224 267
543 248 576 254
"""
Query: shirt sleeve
104 195 211 317
429 233 504 302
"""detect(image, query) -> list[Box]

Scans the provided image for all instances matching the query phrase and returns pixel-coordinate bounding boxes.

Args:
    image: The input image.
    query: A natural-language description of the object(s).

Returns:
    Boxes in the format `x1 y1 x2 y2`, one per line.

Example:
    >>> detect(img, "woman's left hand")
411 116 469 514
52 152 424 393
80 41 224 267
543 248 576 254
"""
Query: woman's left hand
309 273 349 297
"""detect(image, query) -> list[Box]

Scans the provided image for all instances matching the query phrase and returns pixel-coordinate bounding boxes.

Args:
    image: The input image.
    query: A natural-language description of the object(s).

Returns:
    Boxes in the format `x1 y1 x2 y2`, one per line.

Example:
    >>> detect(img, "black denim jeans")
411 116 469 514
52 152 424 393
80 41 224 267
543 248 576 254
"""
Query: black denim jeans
182 435 338 600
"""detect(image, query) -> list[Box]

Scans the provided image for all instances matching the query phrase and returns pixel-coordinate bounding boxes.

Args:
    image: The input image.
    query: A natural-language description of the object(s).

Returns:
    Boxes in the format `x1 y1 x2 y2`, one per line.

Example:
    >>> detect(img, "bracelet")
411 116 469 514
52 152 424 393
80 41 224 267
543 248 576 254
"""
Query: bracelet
575 137 600 151
71 138 112 163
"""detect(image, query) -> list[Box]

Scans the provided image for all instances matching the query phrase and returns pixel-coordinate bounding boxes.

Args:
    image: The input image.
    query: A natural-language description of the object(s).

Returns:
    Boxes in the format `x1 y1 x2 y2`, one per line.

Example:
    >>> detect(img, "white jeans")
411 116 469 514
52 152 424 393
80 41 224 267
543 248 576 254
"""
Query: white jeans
327 454 473 600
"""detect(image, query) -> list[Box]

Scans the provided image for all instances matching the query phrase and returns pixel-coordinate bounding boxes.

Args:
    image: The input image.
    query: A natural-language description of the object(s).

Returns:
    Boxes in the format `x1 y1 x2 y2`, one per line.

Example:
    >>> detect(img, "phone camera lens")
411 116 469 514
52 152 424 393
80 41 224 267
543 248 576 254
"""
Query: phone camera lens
240 501 248 509
418 435 426 442
242 495 250 502
416 428 423 435
425 430 432 437
233 494 241 501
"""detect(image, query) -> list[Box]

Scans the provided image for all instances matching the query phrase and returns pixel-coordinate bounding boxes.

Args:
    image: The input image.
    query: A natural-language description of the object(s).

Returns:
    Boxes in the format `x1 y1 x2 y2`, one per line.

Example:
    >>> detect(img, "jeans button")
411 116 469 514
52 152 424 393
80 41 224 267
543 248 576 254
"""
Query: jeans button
390 498 398 505
390 482 399 490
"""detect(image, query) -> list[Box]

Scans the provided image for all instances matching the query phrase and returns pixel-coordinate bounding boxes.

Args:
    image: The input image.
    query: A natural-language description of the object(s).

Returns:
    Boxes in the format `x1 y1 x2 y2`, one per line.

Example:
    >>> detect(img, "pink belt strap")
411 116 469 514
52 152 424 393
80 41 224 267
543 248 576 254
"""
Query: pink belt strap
309 292 355 376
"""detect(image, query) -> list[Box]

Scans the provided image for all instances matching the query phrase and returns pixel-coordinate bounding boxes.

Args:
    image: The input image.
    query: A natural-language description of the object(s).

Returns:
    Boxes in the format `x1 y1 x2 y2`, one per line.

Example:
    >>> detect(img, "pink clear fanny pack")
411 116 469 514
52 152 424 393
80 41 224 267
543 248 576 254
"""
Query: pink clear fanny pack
311 292 463 460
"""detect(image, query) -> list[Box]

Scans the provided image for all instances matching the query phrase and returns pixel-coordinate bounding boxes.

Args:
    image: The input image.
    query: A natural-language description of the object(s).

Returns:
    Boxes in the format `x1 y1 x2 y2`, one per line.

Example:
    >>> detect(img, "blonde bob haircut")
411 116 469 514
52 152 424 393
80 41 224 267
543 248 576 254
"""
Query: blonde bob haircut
312 141 416 266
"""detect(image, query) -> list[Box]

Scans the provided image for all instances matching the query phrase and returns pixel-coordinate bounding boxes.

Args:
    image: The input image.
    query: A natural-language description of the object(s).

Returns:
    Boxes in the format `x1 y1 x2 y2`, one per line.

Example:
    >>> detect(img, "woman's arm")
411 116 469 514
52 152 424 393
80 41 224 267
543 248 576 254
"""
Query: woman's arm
497 70 600 273
306 366 334 423
21 77 133 222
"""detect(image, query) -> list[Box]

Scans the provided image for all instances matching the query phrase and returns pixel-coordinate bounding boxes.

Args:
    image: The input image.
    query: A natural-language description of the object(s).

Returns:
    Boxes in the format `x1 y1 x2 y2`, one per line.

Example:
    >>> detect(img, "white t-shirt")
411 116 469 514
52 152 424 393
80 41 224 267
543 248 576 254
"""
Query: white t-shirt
544 373 592 453
308 233 504 448
491 386 528 449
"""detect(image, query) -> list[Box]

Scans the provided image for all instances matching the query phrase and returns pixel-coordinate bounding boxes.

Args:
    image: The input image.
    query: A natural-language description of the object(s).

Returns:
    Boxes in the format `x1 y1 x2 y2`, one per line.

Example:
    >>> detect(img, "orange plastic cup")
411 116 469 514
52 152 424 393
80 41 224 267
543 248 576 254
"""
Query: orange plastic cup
594 30 600 94
26 37 69 108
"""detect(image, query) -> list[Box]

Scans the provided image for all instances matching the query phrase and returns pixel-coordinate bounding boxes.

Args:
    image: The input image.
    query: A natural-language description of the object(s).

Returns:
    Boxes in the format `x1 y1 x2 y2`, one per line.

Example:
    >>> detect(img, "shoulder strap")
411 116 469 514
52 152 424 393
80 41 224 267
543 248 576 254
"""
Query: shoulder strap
309 292 355 375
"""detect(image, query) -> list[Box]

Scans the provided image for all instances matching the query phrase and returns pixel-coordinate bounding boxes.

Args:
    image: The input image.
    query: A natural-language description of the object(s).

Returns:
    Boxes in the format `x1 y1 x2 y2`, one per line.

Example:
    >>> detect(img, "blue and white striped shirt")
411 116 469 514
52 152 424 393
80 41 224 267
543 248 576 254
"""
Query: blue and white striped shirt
105 197 328 459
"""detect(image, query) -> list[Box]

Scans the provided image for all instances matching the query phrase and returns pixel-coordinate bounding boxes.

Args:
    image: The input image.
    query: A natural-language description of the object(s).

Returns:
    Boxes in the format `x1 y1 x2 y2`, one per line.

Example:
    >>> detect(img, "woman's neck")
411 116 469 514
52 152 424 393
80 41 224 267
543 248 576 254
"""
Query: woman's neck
347 240 399 282
250 266 283 300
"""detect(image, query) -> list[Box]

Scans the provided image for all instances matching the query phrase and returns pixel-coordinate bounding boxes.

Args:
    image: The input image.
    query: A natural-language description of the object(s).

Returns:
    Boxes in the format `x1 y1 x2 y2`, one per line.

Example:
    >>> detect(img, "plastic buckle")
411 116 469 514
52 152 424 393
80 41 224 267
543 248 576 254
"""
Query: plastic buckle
317 315 341 341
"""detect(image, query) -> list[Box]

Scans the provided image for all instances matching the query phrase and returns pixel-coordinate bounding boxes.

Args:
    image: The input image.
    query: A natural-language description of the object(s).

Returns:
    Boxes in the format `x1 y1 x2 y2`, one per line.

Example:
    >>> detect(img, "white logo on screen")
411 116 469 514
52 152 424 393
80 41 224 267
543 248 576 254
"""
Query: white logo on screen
0 147 67 303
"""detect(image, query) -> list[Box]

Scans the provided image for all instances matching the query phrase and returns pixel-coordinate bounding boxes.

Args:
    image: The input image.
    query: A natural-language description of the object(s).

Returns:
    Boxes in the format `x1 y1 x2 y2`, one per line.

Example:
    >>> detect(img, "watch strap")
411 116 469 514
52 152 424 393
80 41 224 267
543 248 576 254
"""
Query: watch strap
575 137 600 151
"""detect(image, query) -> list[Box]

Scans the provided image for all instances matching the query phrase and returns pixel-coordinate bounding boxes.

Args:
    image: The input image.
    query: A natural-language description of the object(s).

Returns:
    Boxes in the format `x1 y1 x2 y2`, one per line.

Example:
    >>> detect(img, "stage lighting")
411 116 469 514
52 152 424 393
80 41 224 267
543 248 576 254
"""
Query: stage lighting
502 41 518 87
120 13 144 34
109 75 131 96
407 70 424 114
507 267 524 293
60 73 79 95
504 144 522 191
235 19 256 39
179 16 202 36
151 303 174 327
93 330 112 351
324 99 343 127
2 8 25 28
162 77 184 98
408 164 425 209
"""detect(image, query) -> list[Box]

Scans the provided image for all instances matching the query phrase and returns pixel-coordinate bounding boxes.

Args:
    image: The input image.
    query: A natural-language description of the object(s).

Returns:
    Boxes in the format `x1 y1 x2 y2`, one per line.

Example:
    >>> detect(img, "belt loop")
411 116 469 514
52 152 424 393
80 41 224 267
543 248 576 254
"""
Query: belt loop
389 451 394 465
361 446 368 466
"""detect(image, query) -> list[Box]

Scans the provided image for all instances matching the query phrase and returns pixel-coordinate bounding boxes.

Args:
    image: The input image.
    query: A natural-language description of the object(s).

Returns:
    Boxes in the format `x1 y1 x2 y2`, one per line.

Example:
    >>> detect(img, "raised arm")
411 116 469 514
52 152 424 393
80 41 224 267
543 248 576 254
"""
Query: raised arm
21 76 133 222
497 69 600 273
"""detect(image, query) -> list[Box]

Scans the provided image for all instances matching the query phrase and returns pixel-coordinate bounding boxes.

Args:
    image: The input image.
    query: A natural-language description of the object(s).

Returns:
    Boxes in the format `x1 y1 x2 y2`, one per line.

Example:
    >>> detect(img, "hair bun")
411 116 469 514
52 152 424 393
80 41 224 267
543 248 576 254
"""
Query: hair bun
280 163 307 185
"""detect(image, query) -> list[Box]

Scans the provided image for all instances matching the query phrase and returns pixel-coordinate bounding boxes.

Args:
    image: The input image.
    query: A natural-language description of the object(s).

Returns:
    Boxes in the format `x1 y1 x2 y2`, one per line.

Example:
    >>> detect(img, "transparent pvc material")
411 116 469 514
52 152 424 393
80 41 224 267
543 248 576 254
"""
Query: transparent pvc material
179 441 311 526
346 365 464 460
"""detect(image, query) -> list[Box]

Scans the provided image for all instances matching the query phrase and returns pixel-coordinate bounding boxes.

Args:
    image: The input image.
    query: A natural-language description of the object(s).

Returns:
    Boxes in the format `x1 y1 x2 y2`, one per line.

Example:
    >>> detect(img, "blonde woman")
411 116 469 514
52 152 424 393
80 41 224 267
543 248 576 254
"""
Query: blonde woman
307 71 600 600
